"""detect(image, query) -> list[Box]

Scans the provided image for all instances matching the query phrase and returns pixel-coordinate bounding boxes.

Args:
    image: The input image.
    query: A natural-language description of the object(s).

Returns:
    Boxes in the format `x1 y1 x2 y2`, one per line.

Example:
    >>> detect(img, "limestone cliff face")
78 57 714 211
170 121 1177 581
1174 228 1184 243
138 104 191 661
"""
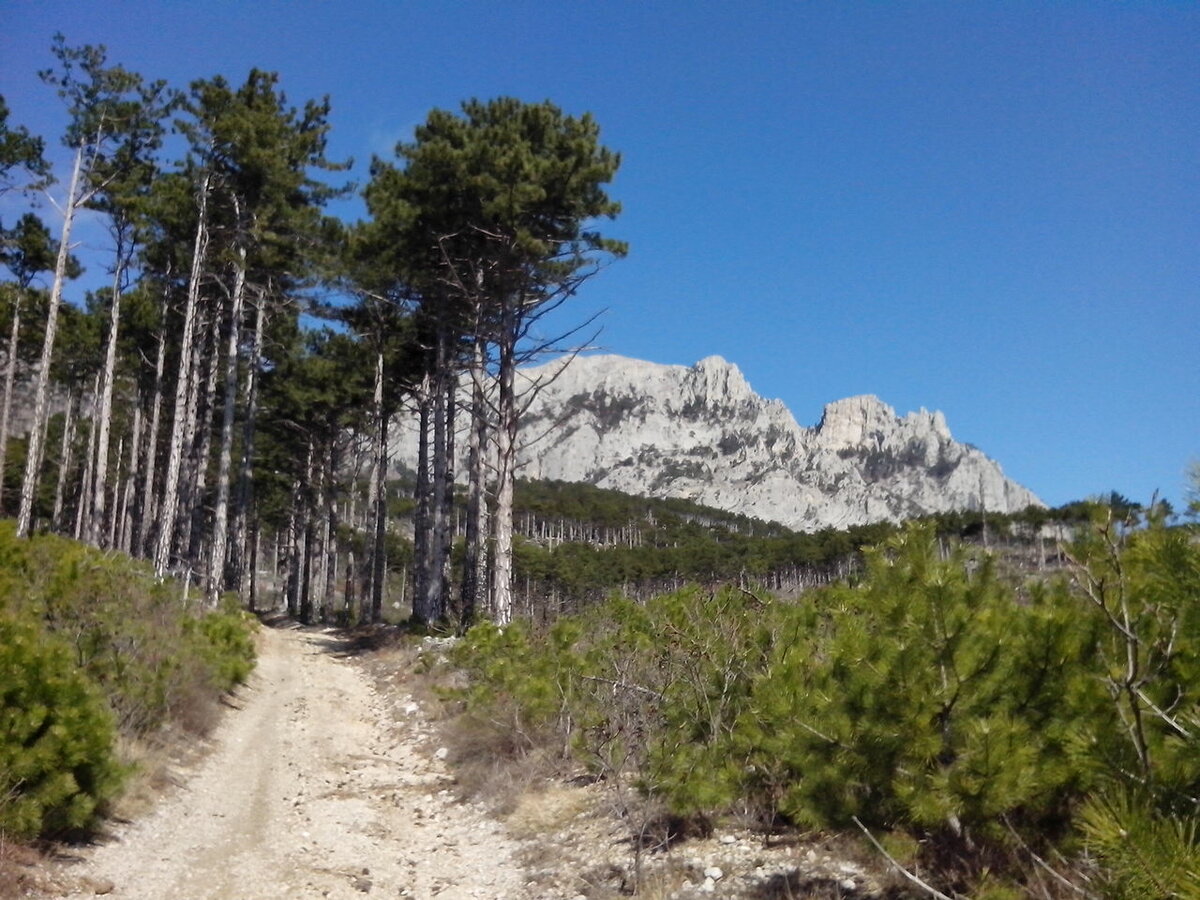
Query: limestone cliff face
391 354 1041 531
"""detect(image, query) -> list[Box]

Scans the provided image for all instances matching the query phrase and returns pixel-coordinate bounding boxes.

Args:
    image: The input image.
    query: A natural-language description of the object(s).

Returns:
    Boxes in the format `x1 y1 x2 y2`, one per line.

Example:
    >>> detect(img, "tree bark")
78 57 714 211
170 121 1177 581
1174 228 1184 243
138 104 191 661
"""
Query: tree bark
299 440 316 625
17 145 83 537
117 402 142 553
87 250 129 547
369 350 387 624
412 374 432 621
488 302 519 625
232 290 264 605
74 375 101 541
183 308 219 571
0 290 23 514
137 290 168 558
460 336 489 628
207 244 246 607
155 172 210 575
50 388 76 531
421 330 454 624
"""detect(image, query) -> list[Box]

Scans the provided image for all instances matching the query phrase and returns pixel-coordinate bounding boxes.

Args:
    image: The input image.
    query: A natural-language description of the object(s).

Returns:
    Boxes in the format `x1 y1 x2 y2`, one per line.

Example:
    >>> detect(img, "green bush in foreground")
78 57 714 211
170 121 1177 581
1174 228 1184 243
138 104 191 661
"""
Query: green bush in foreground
454 519 1200 894
0 613 123 839
0 521 257 839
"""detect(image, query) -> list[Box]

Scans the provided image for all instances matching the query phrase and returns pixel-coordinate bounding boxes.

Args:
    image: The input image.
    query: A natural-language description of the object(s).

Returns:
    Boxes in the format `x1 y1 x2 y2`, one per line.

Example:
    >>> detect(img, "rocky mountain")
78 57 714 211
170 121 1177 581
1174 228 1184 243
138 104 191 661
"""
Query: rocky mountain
392 354 1041 532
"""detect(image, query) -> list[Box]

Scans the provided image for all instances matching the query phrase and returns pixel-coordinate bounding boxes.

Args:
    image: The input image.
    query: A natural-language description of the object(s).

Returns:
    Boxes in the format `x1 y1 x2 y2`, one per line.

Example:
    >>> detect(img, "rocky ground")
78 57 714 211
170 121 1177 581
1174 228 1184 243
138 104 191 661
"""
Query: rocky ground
23 622 909 900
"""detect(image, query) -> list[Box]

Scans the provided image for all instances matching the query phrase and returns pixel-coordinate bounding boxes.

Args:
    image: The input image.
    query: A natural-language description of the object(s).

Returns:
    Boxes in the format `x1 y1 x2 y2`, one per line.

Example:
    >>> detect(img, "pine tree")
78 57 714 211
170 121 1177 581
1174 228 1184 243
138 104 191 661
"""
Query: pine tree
363 97 624 625
18 37 151 536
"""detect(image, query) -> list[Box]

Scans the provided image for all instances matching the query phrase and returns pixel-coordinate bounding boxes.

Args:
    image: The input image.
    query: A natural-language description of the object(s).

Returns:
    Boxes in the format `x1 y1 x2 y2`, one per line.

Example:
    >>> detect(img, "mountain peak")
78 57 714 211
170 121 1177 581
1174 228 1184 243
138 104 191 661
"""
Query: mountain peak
390 354 1041 530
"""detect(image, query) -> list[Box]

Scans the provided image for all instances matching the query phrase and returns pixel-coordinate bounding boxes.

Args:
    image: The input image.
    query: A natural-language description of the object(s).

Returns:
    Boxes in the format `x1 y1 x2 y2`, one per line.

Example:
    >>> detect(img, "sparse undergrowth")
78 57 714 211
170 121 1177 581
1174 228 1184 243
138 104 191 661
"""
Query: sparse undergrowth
0 520 257 851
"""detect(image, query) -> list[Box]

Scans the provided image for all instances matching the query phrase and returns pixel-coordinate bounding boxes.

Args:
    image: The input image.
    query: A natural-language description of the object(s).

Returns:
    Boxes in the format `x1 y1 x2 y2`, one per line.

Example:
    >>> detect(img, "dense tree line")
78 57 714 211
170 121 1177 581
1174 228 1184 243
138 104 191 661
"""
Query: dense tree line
0 37 622 627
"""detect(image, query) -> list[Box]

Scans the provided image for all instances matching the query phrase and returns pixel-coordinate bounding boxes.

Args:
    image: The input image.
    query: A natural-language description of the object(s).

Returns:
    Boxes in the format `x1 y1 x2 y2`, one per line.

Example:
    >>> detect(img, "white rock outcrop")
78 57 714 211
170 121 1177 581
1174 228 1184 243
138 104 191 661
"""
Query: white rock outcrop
391 354 1041 532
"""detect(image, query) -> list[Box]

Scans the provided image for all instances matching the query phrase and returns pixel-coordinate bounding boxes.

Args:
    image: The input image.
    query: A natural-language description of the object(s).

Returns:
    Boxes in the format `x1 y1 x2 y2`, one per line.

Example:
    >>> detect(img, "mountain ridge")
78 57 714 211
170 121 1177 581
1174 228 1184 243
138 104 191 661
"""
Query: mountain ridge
392 353 1041 531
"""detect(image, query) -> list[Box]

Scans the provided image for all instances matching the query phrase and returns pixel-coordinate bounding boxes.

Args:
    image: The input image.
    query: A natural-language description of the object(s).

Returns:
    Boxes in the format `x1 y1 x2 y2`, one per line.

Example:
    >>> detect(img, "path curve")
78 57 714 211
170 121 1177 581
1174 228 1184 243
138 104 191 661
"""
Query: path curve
63 625 527 899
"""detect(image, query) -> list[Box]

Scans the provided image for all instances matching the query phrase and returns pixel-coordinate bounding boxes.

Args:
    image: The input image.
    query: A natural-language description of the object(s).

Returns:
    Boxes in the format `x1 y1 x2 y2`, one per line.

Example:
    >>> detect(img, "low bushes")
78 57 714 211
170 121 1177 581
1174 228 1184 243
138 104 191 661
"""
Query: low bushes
0 613 123 839
453 520 1200 894
0 522 257 839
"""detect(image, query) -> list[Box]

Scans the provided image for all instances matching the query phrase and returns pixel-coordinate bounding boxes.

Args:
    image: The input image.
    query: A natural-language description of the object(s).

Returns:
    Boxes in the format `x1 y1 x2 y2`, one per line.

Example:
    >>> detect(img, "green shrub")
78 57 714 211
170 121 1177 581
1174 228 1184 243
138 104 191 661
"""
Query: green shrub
0 612 123 839
0 523 257 736
185 604 257 693
452 519 1200 893
725 528 1103 839
1081 788 1200 899
0 520 257 839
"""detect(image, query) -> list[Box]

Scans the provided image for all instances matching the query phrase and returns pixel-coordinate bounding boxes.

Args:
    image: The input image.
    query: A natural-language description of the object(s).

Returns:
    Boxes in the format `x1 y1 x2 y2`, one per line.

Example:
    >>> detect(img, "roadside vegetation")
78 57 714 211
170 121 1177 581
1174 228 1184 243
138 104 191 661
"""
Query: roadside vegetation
0 520 255 847
445 504 1200 898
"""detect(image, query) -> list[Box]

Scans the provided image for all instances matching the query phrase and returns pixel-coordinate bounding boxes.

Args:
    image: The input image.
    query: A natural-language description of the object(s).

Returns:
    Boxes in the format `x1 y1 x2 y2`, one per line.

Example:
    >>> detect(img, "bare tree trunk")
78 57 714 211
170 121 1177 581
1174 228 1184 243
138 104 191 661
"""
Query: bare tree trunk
137 291 169 557
50 389 76 531
285 489 301 619
437 367 456 616
107 435 123 548
18 146 84 537
412 374 432 620
0 291 23 514
460 337 489 627
369 350 388 625
118 402 142 553
182 307 219 572
87 250 130 547
232 291 264 605
320 442 338 623
207 245 245 607
248 524 260 612
298 440 315 624
74 375 101 541
420 331 454 624
489 304 518 626
155 173 210 575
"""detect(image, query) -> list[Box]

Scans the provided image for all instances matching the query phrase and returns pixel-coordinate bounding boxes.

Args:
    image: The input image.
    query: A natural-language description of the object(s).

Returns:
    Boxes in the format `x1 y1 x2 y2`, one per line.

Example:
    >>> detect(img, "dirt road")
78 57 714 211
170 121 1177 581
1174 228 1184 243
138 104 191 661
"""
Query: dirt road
63 625 528 899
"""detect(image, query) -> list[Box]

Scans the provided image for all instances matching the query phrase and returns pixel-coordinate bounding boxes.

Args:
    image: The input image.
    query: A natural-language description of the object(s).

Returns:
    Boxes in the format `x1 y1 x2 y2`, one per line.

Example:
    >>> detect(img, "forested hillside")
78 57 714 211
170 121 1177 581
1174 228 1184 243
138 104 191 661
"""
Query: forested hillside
0 37 623 630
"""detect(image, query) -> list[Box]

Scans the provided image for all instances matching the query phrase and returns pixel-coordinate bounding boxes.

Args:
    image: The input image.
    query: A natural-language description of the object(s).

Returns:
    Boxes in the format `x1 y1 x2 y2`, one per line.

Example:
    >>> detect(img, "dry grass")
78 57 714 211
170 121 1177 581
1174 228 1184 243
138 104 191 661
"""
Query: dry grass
505 784 591 839
0 837 46 899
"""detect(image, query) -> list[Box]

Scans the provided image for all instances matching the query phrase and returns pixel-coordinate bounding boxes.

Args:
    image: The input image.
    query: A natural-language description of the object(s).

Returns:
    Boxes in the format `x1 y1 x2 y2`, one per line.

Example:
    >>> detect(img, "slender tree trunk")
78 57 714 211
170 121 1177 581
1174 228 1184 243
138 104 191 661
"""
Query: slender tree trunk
0 291 23 514
460 337 489 628
248 523 260 612
138 295 168 558
232 291 264 605
118 402 142 553
285 491 301 618
18 146 84 537
489 304 519 625
155 173 210 575
207 244 246 607
369 351 388 624
412 375 432 620
421 330 454 624
182 306 219 571
106 435 124 548
299 440 316 625
50 389 76 531
320 442 338 623
438 364 456 615
87 250 129 547
74 375 101 541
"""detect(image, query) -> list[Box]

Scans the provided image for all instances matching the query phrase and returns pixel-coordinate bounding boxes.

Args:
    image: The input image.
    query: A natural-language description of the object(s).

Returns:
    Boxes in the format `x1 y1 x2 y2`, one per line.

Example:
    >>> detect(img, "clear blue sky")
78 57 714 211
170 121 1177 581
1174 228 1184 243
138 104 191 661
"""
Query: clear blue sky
2 1 1197 510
